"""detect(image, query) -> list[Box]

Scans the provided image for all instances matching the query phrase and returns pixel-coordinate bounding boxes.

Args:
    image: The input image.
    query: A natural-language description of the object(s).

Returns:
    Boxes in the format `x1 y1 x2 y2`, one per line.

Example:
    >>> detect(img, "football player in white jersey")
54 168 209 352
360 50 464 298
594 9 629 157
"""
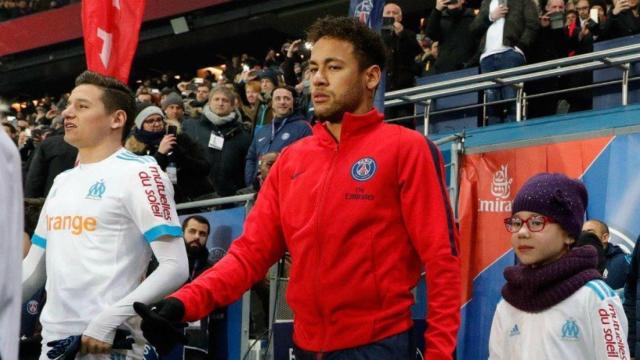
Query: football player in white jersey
21 71 189 359
0 129 23 360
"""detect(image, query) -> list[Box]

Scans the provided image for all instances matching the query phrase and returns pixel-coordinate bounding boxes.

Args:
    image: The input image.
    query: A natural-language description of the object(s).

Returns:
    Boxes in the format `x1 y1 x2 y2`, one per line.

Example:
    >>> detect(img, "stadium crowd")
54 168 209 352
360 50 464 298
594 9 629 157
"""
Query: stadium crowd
0 0 74 21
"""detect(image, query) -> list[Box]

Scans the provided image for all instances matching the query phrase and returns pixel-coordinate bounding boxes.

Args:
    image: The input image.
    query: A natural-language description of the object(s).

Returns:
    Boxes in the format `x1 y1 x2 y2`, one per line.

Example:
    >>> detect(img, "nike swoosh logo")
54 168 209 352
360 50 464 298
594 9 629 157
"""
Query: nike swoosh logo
291 172 304 180
258 137 266 142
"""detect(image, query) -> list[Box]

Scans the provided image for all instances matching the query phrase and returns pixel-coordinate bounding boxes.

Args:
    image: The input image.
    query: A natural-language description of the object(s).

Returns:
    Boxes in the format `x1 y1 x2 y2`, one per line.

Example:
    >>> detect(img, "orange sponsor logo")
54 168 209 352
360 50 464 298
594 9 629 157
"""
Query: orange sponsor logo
46 215 97 235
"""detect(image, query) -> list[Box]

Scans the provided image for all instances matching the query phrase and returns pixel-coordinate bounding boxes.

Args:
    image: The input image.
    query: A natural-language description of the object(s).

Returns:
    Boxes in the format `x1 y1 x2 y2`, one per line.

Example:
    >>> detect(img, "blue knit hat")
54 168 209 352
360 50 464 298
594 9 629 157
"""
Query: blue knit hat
512 173 588 240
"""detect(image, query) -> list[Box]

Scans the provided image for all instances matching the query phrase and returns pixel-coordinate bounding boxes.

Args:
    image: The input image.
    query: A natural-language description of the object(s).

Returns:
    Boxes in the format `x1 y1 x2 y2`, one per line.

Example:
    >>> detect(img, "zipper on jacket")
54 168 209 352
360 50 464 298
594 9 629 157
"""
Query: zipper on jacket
312 138 340 351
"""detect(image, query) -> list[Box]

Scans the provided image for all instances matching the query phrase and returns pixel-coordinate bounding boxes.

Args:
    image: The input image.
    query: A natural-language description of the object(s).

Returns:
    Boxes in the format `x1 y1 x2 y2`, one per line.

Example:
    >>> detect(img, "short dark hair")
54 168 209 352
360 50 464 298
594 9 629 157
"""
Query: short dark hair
74 71 136 143
589 219 609 234
272 85 296 101
182 215 211 236
307 16 387 72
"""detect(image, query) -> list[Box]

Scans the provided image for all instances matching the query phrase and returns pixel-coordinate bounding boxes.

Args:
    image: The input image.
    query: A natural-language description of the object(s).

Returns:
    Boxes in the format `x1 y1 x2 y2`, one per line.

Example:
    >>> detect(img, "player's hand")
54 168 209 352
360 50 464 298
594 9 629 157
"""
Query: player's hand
46 335 81 359
80 335 111 354
134 299 187 356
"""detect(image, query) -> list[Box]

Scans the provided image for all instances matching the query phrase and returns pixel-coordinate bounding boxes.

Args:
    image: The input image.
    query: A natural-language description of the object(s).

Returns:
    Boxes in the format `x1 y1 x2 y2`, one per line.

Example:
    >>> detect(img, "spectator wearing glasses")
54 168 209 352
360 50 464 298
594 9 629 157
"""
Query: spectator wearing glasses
489 173 629 359
125 104 213 203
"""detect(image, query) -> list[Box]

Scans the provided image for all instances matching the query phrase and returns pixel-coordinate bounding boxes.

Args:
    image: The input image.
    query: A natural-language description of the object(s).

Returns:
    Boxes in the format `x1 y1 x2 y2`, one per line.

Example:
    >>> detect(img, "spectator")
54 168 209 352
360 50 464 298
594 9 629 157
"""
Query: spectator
125 104 213 203
490 173 628 358
24 124 77 198
187 82 211 118
576 0 603 50
244 86 311 186
239 80 261 127
182 86 251 197
425 0 478 74
382 2 423 129
623 235 640 357
136 88 153 105
526 0 580 117
602 0 640 39
161 92 186 127
255 69 279 128
582 219 631 290
470 0 539 124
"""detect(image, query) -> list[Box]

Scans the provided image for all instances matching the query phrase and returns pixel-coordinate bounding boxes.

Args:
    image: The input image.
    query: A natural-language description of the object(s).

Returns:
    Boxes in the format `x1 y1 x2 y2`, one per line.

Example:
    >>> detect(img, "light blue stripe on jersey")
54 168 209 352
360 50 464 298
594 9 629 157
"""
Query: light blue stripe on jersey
32 234 47 249
143 225 183 243
118 151 155 164
586 280 615 300
116 155 146 164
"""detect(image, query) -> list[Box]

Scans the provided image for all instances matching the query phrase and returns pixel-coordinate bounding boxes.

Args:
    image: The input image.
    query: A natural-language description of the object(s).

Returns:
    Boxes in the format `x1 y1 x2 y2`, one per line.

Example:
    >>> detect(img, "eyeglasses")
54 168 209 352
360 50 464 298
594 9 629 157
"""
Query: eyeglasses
504 215 555 233
143 118 164 125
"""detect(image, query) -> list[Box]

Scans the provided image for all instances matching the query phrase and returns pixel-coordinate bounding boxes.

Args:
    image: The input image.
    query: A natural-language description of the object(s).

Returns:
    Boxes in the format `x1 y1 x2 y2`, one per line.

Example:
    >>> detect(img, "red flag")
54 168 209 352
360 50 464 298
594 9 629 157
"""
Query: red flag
82 0 146 83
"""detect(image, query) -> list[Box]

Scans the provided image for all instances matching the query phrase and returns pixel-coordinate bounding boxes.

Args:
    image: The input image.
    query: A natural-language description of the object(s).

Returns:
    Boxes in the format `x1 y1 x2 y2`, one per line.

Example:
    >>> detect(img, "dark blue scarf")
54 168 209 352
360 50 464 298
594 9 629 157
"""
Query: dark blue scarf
133 128 164 146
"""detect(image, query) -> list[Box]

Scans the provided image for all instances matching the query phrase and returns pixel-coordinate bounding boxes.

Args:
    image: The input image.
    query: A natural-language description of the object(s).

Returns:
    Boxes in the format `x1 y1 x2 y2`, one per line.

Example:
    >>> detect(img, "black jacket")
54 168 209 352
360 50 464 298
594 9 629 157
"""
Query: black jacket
24 129 77 198
425 7 478 73
383 28 423 90
182 115 252 197
602 9 640 40
125 132 214 203
470 0 540 59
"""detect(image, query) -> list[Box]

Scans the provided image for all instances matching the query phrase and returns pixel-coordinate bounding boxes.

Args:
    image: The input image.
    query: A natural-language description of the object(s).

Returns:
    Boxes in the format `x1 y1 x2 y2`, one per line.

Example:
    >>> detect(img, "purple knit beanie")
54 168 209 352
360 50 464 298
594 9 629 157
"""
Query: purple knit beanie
512 173 588 240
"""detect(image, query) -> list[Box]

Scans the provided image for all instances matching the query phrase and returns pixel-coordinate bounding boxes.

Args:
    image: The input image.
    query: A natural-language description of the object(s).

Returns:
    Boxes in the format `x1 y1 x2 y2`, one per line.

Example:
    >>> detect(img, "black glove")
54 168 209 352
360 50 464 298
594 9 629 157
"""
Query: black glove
46 329 134 359
46 335 81 360
133 298 187 355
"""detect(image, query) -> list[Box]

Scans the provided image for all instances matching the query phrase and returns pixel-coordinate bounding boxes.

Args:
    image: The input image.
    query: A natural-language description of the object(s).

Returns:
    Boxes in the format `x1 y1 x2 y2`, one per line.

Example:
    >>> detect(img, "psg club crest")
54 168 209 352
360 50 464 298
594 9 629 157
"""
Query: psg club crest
351 157 377 182
354 0 374 25
27 300 39 315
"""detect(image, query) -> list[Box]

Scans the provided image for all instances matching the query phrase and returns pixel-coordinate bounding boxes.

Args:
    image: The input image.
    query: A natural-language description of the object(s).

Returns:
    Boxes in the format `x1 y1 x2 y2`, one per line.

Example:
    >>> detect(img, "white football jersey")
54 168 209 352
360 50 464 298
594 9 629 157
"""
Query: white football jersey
0 131 23 360
32 148 182 341
489 279 630 360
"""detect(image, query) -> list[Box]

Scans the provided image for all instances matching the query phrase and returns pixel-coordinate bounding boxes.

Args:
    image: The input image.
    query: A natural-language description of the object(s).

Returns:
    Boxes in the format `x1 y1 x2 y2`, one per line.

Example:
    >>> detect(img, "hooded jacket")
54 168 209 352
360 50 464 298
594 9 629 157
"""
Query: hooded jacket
244 112 311 186
170 110 461 356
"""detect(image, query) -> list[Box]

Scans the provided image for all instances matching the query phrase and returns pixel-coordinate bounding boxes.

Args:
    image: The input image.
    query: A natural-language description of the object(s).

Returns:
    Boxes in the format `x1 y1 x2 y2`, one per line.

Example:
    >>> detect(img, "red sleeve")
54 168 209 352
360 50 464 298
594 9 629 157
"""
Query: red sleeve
397 131 461 359
170 157 288 321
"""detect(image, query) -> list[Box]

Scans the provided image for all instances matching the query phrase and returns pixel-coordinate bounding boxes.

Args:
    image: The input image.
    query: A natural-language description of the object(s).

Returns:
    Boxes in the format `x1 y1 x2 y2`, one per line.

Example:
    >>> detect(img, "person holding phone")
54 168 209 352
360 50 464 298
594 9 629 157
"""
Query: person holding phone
125 103 213 203
602 0 640 39
382 2 423 129
470 0 539 124
425 0 478 74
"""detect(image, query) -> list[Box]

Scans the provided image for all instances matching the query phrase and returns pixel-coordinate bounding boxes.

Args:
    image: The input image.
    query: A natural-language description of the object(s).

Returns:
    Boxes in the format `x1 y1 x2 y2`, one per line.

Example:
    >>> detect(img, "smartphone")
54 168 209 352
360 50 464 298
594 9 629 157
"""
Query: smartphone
167 125 178 136
449 0 459 5
590 8 599 23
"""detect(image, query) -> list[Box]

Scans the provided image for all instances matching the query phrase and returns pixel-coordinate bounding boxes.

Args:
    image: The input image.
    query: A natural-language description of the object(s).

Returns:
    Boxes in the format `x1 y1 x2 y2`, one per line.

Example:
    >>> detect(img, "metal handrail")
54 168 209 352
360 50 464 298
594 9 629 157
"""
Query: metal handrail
384 42 640 105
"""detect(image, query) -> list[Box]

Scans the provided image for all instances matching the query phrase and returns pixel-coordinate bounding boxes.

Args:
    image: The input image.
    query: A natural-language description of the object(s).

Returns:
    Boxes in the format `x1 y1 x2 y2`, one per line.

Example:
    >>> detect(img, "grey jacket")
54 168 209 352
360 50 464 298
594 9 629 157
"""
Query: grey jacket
470 0 540 58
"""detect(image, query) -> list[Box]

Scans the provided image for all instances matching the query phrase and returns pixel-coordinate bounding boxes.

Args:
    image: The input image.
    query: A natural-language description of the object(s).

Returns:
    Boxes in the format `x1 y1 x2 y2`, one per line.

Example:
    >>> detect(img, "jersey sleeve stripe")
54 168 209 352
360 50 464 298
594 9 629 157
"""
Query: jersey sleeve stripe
143 225 183 243
598 280 617 297
32 234 47 249
425 138 458 257
116 155 146 164
586 281 606 300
